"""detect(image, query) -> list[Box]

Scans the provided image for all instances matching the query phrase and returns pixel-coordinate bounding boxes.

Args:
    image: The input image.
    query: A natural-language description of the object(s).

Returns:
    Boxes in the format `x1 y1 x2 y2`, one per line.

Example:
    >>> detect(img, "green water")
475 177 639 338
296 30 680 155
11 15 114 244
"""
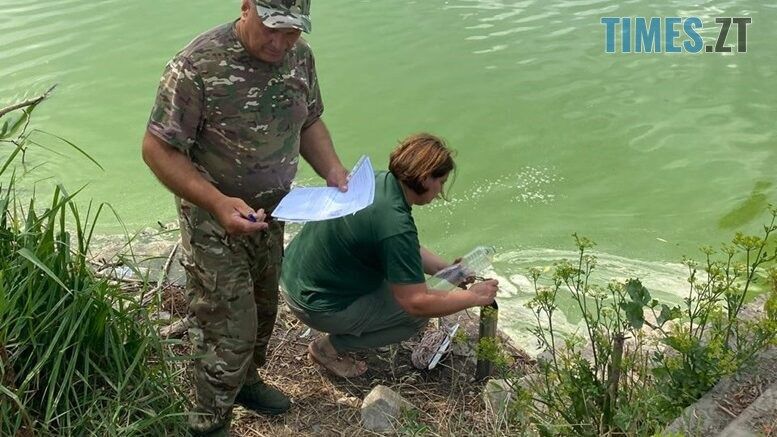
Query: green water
3 0 776 349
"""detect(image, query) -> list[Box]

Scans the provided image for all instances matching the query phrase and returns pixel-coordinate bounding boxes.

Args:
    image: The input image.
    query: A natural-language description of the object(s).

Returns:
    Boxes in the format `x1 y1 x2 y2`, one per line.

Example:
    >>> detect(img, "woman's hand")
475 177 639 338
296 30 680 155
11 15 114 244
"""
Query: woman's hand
468 279 499 306
449 257 476 289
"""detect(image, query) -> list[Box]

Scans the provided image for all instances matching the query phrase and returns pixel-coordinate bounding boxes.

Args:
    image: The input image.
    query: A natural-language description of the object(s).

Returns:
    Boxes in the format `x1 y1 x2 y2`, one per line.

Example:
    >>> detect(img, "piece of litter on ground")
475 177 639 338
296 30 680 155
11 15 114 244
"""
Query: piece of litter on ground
152 311 171 321
429 323 459 369
336 396 359 408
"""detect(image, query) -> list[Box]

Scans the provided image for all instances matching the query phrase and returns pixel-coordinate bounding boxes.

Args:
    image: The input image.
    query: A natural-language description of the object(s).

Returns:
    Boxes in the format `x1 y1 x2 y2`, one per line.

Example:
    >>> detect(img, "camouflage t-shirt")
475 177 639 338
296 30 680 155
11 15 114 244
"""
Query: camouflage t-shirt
148 22 323 211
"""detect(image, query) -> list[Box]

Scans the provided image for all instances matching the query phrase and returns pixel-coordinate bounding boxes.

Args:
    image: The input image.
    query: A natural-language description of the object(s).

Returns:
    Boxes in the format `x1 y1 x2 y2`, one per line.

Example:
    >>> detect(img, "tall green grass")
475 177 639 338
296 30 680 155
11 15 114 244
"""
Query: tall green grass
0 93 188 435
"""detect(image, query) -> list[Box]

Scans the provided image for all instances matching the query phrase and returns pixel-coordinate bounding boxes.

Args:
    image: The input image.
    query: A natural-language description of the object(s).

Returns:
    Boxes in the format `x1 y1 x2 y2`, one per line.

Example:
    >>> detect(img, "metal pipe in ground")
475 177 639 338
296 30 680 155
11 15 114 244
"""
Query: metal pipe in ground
475 300 499 380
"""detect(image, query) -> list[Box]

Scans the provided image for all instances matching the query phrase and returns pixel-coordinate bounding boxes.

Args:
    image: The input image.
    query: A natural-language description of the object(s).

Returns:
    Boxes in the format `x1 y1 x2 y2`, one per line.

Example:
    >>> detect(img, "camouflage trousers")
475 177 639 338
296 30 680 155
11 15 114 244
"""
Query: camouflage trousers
177 198 284 432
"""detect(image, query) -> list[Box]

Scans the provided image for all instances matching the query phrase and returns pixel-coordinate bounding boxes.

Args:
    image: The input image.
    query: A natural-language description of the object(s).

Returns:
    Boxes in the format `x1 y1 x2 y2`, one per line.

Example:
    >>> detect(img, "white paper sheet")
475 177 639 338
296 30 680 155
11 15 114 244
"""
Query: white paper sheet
271 155 375 222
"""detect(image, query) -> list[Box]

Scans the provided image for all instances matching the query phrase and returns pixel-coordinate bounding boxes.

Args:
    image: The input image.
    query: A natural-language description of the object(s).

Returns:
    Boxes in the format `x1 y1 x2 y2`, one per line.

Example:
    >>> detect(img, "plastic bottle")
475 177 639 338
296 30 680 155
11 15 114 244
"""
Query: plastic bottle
426 246 496 291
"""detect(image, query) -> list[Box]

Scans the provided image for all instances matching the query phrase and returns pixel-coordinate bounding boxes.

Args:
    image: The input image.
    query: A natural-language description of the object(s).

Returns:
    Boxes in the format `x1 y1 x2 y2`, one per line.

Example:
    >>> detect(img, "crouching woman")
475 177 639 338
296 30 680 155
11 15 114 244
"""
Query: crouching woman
280 133 498 377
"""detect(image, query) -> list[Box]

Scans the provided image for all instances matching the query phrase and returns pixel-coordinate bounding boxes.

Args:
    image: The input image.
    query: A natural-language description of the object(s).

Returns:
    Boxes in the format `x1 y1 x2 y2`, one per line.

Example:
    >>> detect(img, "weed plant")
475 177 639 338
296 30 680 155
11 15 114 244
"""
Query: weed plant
0 93 188 435
483 215 777 436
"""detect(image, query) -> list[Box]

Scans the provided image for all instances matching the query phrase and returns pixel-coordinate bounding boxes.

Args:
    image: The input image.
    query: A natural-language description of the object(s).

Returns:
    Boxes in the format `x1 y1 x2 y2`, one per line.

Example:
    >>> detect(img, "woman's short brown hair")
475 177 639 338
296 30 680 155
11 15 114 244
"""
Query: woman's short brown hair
389 133 456 197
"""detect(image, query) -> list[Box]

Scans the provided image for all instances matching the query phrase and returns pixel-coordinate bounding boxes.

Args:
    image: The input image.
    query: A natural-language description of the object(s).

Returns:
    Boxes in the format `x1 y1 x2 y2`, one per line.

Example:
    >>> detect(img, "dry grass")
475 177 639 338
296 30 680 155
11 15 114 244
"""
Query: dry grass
158 285 533 436
722 374 767 416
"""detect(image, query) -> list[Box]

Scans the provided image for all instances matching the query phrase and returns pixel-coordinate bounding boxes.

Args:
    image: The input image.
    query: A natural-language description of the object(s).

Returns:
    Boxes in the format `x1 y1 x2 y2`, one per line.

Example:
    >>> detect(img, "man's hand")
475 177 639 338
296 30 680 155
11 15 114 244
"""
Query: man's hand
469 279 499 306
299 120 348 192
326 165 349 192
211 196 269 235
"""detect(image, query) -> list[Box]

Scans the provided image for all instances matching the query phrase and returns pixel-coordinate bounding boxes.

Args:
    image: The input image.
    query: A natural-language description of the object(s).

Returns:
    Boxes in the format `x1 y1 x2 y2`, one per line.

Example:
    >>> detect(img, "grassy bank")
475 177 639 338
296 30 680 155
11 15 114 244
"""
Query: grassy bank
0 91 188 435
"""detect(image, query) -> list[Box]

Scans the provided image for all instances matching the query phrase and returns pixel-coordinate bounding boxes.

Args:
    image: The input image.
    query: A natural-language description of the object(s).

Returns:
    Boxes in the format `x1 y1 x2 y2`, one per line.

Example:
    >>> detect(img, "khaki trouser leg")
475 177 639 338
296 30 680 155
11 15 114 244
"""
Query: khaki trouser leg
285 283 429 353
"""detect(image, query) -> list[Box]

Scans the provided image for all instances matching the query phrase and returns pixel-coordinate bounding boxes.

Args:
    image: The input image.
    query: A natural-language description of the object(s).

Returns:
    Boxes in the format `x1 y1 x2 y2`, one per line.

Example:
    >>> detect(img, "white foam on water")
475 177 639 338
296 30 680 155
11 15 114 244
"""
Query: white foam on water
487 247 691 355
427 165 563 212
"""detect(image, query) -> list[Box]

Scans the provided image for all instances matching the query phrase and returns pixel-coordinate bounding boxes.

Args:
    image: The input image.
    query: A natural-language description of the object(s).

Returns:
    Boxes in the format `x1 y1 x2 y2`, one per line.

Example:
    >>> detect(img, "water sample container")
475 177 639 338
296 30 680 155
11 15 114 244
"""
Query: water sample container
426 246 496 291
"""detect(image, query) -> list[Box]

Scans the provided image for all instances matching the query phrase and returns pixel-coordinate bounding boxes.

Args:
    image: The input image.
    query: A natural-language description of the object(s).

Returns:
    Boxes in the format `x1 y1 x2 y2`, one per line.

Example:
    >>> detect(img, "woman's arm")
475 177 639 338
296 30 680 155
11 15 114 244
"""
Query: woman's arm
390 280 498 318
420 246 451 275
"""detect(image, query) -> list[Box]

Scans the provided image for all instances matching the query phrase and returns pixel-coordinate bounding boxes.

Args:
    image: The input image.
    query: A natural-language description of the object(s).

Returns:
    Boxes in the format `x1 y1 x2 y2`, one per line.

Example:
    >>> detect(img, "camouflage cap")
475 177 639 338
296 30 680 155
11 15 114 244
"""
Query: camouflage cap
255 0 312 33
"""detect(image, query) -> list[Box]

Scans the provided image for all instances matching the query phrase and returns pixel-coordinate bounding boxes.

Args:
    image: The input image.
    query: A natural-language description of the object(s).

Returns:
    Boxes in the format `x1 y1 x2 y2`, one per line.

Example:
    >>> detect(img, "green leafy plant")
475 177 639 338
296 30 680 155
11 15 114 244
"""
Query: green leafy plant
651 211 777 411
515 215 777 436
398 408 432 436
522 234 678 435
476 336 510 371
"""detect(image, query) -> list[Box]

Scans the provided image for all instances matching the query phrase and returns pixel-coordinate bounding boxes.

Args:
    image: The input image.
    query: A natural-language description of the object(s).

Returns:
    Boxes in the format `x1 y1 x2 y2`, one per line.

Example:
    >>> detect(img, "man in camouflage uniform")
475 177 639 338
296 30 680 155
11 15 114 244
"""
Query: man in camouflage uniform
141 0 348 435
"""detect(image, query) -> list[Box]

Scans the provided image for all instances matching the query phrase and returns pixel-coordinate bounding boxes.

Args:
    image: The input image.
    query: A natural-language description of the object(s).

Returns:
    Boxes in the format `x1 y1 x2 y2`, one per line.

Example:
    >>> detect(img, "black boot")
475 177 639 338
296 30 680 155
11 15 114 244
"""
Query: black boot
234 379 291 415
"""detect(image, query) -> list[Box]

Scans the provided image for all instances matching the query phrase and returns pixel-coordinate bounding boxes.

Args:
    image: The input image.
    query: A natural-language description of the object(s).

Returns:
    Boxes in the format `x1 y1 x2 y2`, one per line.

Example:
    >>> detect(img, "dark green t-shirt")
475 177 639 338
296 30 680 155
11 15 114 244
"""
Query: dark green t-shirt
282 171 425 312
